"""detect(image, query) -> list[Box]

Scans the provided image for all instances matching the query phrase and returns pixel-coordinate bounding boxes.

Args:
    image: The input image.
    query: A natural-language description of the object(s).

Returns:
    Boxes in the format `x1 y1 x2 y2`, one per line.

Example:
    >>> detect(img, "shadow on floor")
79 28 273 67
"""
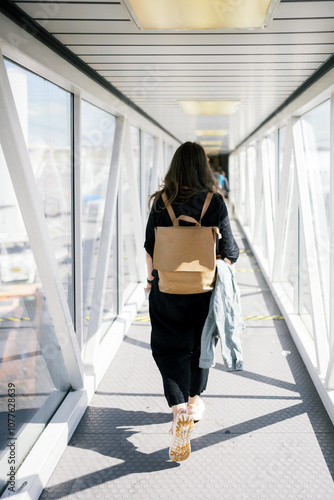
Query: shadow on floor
40 387 334 500
40 407 178 498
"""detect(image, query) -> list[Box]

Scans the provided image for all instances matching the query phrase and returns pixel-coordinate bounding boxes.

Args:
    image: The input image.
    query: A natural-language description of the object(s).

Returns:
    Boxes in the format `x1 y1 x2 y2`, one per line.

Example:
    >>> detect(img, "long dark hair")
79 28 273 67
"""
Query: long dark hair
149 141 217 210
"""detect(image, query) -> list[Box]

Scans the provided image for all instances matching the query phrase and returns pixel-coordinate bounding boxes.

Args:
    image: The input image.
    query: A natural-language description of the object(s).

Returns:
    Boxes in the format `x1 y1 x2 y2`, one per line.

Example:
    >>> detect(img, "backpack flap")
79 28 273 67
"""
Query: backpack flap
153 225 218 272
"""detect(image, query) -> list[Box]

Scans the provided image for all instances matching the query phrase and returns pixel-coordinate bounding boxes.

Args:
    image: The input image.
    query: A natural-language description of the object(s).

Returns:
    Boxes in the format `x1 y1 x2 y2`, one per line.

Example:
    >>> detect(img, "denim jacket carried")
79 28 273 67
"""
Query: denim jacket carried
199 259 244 371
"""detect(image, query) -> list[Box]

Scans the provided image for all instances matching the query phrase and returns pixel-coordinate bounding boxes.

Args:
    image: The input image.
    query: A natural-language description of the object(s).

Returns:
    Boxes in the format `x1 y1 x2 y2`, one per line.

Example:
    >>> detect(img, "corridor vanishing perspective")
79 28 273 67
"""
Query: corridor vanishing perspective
0 1 333 498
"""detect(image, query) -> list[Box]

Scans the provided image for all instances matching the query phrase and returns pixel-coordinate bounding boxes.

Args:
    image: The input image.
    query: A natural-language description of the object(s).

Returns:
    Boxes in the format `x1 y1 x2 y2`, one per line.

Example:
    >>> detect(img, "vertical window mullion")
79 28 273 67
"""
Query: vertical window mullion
73 94 83 352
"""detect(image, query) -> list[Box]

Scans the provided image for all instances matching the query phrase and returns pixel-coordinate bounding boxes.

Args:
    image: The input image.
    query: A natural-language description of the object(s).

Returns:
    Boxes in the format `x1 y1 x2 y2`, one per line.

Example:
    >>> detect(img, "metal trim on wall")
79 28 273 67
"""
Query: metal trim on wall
73 93 84 353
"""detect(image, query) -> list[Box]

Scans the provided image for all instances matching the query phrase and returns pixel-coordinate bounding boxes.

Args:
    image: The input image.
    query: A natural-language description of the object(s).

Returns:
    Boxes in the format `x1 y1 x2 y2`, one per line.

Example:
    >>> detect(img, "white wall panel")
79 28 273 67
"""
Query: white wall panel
231 77 334 424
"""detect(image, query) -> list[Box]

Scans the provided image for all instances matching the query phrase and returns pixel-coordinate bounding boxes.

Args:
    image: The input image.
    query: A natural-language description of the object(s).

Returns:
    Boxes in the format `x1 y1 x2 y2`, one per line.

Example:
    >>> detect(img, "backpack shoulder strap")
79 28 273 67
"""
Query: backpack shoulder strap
162 191 213 224
161 192 176 223
200 192 213 221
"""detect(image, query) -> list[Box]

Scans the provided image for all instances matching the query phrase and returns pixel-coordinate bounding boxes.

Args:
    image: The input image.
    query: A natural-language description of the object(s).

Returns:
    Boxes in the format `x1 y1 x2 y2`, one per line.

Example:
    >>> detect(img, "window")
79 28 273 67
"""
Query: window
5 60 74 317
130 126 141 195
81 101 116 335
143 132 155 217
0 144 70 494
122 157 140 297
278 126 286 197
300 100 330 334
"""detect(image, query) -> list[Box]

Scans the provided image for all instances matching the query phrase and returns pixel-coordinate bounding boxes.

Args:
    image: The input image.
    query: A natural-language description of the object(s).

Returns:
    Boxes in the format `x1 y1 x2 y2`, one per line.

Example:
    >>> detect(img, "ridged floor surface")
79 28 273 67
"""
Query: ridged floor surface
39 220 334 500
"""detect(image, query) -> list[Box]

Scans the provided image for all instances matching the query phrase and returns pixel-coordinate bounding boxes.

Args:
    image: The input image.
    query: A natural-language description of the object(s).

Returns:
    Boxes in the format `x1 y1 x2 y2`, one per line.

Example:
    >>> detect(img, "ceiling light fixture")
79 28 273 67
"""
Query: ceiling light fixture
200 140 224 146
195 130 228 137
204 147 222 154
121 0 279 30
180 101 240 115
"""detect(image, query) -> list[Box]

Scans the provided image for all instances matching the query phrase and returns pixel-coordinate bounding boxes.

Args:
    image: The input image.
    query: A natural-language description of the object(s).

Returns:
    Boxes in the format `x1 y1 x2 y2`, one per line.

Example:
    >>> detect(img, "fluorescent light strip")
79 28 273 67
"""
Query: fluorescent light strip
180 101 240 115
200 140 223 146
195 130 228 137
122 0 278 30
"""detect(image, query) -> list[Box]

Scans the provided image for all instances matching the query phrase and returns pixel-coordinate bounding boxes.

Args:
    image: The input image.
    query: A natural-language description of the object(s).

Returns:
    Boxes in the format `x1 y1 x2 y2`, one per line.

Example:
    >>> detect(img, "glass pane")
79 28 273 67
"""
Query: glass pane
5 60 74 318
301 100 330 229
266 132 276 220
81 101 116 336
281 165 296 305
299 231 314 337
166 144 174 167
239 150 246 221
130 126 140 195
100 205 118 342
246 145 256 227
0 149 70 492
230 153 241 214
123 155 139 299
278 126 286 196
143 132 155 219
300 100 330 333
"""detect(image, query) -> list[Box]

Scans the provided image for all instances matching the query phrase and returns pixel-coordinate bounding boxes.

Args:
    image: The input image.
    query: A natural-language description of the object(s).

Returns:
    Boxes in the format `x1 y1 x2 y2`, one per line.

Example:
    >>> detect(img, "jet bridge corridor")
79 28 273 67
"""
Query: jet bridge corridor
0 1 333 498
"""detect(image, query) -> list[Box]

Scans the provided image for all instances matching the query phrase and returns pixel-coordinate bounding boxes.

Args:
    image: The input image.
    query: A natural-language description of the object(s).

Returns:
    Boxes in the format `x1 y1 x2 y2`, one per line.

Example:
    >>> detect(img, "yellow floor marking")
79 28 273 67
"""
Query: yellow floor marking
134 315 151 322
0 312 284 323
1 316 31 322
244 315 284 320
134 315 284 323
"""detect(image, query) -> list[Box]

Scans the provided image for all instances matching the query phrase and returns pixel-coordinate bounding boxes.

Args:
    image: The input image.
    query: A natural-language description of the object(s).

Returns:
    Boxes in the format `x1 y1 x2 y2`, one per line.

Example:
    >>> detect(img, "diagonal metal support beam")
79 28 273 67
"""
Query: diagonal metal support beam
123 119 145 282
84 116 125 372
0 50 84 389
272 120 293 281
253 142 264 245
244 148 255 233
151 136 162 195
261 138 275 273
243 149 251 227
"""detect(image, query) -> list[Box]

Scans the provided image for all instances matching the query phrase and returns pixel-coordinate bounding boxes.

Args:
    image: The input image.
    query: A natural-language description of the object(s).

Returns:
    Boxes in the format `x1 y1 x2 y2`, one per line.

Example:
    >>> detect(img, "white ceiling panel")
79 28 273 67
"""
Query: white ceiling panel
56 32 334 45
15 0 334 19
67 45 334 56
8 0 334 152
35 18 334 34
15 3 129 19
277 1 334 17
80 54 327 64
100 70 313 77
88 62 320 70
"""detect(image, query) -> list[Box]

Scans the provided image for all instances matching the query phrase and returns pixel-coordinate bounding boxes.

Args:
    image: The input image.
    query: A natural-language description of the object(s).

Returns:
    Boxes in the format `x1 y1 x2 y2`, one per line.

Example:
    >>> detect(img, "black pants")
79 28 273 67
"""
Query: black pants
149 274 211 407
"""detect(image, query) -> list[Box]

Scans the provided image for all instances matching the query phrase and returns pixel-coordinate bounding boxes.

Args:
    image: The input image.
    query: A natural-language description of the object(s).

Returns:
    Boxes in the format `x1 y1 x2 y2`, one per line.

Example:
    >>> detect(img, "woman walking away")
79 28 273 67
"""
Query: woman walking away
144 142 239 462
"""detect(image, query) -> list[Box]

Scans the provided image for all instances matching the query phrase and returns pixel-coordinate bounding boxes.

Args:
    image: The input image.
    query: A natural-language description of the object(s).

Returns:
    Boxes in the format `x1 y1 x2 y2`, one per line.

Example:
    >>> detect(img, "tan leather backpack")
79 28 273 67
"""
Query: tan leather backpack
153 192 219 294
